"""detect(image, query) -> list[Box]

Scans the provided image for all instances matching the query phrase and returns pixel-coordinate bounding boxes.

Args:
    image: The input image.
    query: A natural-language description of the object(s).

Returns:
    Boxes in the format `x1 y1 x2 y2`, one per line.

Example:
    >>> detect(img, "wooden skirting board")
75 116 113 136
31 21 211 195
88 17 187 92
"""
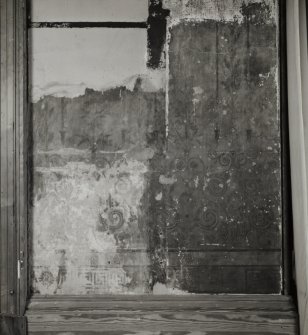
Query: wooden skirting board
26 295 299 335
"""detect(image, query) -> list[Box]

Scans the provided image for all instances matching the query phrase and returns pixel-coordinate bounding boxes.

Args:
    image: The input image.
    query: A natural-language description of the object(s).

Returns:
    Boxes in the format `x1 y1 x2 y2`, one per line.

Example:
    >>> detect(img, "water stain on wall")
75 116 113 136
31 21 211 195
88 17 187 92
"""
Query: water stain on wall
30 0 282 295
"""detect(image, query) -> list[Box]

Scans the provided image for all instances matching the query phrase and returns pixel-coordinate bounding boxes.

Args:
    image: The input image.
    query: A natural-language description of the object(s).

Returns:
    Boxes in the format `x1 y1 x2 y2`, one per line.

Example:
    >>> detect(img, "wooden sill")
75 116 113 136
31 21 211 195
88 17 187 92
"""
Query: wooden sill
26 294 299 334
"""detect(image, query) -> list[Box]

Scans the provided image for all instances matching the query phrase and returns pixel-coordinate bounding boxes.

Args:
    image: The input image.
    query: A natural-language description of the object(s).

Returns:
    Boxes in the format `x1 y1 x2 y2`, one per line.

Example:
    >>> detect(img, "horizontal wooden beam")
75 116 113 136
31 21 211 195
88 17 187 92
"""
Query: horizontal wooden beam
26 295 298 335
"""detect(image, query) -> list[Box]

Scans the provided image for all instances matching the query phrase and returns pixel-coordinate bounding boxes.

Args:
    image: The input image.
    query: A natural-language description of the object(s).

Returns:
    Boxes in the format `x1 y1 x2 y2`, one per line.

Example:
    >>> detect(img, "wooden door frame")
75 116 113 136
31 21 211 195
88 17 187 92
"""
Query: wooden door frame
0 0 28 318
0 0 303 331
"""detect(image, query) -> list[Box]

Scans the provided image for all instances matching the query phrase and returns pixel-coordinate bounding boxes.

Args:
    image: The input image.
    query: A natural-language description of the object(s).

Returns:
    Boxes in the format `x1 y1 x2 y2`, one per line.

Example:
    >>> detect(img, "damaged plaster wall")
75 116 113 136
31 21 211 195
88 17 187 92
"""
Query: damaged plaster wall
30 0 281 295
30 27 165 294
31 86 165 294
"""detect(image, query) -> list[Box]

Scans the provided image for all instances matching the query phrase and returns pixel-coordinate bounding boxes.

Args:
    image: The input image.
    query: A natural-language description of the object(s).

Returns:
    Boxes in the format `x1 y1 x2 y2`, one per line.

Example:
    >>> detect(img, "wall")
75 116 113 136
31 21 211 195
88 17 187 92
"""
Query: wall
30 0 281 295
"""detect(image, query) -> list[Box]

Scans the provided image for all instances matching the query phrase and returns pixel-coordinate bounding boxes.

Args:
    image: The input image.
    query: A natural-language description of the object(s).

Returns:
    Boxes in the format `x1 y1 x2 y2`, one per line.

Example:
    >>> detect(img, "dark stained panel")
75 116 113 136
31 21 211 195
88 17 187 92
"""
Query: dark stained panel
162 6 281 293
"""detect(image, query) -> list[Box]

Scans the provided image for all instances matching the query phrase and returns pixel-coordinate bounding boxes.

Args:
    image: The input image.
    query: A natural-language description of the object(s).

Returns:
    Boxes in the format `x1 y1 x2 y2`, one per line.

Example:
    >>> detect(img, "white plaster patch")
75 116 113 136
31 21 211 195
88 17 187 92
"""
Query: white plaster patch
155 192 163 201
123 69 166 93
159 175 177 185
153 282 191 295
193 86 204 96
194 176 199 188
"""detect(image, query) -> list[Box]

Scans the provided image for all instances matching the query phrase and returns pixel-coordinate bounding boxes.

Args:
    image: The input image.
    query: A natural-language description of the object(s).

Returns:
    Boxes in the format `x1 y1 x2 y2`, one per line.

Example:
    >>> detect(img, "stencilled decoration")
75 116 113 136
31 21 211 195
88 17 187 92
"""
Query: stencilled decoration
29 16 170 294
160 0 281 293
31 85 165 294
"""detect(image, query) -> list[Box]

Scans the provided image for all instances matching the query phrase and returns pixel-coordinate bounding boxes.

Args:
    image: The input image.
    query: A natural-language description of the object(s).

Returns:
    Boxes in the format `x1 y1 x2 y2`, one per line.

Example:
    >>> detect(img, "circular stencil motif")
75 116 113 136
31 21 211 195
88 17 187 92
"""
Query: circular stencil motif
115 177 132 194
208 178 227 196
95 156 110 169
250 206 273 230
243 178 260 195
208 151 218 161
219 153 232 167
107 209 124 230
236 152 247 166
166 213 180 230
49 154 66 167
200 207 218 230
188 157 205 175
170 157 187 172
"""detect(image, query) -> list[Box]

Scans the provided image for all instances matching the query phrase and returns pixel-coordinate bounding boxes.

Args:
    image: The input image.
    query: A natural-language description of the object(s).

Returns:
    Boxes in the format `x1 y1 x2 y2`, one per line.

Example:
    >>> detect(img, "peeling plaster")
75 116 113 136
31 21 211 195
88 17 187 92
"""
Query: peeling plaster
163 0 278 25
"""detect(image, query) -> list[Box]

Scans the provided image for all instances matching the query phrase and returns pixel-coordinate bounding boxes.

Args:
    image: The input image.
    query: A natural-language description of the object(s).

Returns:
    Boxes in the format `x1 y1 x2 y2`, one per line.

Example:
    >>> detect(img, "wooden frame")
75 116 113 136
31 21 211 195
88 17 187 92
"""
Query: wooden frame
0 0 28 318
286 0 308 334
0 0 306 334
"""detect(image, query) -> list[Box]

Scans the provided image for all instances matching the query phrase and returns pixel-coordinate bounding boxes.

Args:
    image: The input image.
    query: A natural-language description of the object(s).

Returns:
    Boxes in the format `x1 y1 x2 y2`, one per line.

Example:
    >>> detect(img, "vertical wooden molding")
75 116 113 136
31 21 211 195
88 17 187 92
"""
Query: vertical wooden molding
286 0 308 333
298 1 308 332
0 0 28 316
16 0 28 317
280 0 294 296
